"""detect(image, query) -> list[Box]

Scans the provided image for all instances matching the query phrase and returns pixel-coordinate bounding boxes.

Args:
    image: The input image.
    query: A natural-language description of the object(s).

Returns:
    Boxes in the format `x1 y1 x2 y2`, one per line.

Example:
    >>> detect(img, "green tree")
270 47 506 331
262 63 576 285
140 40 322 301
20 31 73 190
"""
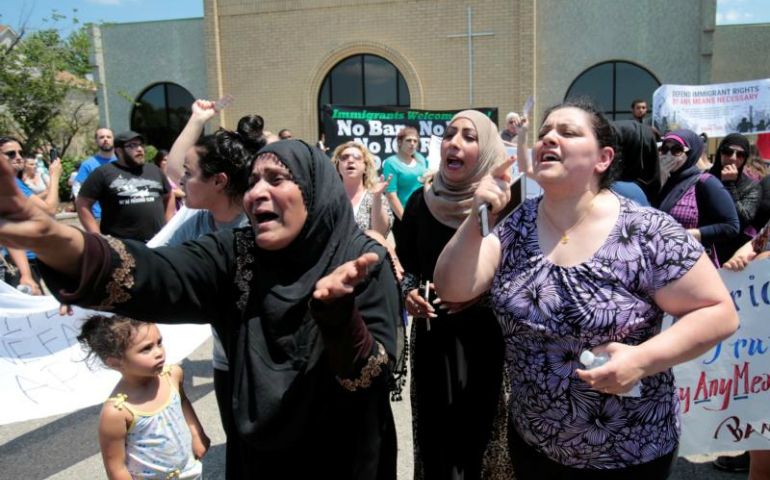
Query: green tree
0 11 97 157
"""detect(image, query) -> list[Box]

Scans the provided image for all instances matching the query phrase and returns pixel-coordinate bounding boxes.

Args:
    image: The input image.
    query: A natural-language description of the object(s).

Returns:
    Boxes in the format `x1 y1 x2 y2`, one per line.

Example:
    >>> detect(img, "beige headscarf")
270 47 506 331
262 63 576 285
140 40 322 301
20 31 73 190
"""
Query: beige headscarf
424 109 507 228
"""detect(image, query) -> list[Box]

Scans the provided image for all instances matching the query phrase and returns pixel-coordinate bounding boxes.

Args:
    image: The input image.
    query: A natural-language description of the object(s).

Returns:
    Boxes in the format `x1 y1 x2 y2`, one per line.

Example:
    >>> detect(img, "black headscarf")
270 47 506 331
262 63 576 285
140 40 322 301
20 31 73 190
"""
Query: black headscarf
710 133 752 181
231 140 396 449
657 129 704 213
613 120 661 204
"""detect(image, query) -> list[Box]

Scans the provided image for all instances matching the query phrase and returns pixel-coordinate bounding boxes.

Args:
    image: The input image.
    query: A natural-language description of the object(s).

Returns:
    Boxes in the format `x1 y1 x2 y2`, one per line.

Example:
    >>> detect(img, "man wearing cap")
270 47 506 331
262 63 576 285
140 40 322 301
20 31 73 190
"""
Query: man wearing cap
76 131 174 242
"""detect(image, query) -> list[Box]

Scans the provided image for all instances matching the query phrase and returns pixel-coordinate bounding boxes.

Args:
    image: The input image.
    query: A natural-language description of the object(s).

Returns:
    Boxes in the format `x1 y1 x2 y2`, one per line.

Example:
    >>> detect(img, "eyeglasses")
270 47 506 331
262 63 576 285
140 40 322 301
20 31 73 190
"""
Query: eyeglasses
721 146 747 159
339 153 363 162
123 142 144 150
2 149 23 159
659 144 686 156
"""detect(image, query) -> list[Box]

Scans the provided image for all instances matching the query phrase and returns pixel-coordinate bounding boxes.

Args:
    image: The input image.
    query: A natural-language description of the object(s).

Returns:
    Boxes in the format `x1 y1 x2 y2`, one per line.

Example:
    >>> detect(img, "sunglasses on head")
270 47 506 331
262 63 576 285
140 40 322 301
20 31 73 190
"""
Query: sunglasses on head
721 146 747 159
659 144 685 156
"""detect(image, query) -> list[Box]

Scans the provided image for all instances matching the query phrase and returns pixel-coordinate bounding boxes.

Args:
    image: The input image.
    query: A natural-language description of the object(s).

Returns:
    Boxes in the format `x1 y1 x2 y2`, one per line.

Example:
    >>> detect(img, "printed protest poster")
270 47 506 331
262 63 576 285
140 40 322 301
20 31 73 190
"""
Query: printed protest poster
0 282 211 425
653 78 770 137
674 259 770 455
321 105 498 171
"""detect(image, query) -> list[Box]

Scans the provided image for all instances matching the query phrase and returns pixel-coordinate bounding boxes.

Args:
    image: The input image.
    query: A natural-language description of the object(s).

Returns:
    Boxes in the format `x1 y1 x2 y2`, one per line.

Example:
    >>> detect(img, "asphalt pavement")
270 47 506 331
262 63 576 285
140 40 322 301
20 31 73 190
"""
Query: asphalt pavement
0 336 748 479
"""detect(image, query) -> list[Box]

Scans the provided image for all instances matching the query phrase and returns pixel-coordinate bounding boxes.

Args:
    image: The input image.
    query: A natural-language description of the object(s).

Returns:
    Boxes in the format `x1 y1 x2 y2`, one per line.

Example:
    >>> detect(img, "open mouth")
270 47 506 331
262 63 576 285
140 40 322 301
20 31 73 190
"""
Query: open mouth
539 152 561 163
255 211 279 224
446 156 464 171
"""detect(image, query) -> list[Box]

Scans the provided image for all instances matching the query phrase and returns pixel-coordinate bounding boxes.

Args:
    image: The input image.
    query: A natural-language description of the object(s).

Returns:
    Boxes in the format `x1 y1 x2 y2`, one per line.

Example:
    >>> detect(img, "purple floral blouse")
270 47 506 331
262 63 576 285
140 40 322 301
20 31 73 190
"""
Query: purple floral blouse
491 194 703 469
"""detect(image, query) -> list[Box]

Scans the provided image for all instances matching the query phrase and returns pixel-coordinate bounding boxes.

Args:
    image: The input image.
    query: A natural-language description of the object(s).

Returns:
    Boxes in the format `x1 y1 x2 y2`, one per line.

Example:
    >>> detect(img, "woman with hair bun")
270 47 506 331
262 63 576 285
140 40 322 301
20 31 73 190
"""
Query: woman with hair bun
161 100 267 477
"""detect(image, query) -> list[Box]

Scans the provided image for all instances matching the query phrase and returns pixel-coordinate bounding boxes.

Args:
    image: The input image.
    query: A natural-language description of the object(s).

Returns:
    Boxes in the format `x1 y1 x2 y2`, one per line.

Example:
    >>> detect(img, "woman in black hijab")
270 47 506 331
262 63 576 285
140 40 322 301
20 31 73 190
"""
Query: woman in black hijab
656 129 739 267
0 140 401 479
613 120 661 204
709 132 763 263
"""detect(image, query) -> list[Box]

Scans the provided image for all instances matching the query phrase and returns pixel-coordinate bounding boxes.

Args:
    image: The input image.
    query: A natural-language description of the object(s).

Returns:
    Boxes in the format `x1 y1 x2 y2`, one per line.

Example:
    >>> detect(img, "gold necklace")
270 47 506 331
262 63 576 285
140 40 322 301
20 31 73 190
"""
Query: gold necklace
539 198 595 245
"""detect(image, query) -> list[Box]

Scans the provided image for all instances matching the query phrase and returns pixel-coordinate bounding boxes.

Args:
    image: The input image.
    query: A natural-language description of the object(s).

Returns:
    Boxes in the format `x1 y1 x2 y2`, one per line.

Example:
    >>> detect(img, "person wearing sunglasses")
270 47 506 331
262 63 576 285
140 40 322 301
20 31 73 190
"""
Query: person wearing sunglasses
331 141 394 237
655 129 739 267
1 136 63 294
708 133 762 264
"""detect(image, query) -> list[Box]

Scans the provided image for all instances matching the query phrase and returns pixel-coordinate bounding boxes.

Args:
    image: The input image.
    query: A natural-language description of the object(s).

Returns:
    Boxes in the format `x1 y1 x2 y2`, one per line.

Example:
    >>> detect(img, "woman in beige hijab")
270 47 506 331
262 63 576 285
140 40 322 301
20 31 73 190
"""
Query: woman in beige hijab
396 110 514 479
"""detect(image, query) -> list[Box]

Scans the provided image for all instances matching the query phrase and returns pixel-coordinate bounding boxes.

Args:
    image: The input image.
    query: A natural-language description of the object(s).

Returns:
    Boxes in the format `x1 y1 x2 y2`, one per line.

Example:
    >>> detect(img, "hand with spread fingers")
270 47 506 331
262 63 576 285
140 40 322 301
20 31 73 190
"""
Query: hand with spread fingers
372 174 393 196
313 252 379 302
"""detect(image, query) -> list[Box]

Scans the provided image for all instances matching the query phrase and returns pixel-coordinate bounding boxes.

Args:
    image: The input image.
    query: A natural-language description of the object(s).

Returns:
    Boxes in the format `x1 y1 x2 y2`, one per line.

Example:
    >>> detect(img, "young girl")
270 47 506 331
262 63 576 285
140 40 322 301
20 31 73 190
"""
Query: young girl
78 315 210 479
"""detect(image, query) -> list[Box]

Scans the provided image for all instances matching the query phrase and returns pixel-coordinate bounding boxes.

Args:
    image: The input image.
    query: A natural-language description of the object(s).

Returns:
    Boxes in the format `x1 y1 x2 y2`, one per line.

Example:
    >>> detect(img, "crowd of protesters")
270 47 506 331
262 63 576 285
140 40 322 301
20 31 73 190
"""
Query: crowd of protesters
3 94 770 480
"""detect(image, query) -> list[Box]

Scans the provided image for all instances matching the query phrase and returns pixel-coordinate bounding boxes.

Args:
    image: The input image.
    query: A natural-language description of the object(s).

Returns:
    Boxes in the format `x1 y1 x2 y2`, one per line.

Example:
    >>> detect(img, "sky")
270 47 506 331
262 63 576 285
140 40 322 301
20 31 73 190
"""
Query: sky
0 0 768 33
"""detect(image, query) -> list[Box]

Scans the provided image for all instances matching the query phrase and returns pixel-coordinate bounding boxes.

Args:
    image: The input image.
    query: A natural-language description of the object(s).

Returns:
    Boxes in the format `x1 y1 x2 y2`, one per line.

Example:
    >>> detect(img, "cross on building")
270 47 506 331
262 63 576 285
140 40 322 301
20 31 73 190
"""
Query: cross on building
446 6 495 105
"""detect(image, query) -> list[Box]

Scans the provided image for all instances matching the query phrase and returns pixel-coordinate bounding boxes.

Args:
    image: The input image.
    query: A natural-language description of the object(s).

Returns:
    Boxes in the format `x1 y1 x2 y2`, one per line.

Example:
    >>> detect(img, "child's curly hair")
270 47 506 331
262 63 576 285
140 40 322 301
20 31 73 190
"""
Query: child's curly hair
77 314 147 368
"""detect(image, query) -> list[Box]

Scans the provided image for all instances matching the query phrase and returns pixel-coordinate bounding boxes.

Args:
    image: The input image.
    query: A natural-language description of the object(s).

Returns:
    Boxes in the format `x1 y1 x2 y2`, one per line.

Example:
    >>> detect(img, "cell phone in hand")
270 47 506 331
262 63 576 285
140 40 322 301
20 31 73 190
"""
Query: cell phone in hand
49 148 59 163
213 94 235 112
479 174 525 237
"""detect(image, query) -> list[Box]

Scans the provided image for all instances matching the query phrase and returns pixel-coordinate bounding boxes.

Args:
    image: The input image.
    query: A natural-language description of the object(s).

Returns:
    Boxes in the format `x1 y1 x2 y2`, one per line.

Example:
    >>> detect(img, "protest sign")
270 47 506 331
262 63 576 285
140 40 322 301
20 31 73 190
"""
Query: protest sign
674 259 770 455
653 79 770 137
321 105 498 171
0 282 211 424
0 207 215 425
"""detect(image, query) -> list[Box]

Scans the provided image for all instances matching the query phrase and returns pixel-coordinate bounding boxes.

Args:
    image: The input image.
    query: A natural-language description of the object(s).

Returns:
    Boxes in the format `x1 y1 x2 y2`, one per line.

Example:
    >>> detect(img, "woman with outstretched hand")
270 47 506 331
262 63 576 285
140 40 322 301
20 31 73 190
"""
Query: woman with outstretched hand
331 140 394 237
0 140 401 479
434 100 738 479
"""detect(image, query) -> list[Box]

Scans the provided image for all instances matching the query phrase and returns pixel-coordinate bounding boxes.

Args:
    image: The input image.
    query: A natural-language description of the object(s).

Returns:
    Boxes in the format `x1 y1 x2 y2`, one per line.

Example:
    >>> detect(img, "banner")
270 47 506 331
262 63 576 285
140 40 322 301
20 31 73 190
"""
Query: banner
653 78 770 137
321 105 498 171
674 259 770 455
0 207 212 425
0 283 211 425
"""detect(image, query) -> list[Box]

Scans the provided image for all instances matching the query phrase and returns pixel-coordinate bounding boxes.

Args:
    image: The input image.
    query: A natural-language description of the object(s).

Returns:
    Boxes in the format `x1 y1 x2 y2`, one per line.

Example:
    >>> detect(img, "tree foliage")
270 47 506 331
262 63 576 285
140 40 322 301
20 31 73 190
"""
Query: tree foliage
0 11 97 156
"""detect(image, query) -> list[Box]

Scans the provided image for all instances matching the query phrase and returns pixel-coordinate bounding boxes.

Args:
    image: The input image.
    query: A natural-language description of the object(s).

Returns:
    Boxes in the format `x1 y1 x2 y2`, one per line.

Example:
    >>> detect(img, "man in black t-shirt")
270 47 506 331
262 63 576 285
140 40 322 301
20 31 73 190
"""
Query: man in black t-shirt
76 131 173 242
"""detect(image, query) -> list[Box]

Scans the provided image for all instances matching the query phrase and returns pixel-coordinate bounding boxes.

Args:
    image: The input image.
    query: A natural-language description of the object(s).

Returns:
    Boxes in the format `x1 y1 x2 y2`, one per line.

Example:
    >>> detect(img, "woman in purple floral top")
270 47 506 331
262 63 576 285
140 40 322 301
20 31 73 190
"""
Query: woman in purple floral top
435 100 738 479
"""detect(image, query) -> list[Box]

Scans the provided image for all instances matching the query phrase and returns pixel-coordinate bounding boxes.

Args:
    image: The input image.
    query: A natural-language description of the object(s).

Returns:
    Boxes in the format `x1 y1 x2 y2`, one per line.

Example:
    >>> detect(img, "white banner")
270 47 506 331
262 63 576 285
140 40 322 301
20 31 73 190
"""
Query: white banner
653 78 770 137
0 282 211 425
0 207 212 425
674 259 770 455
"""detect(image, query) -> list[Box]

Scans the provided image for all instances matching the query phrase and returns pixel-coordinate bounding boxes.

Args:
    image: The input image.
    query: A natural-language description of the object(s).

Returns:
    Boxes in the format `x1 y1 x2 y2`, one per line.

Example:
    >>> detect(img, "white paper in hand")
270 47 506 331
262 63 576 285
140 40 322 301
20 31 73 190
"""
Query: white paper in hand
522 95 534 117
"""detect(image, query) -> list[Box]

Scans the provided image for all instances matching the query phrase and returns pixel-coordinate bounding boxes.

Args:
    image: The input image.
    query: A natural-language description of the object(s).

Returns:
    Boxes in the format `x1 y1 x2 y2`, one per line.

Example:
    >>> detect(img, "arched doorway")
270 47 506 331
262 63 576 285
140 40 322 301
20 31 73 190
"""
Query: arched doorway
565 61 660 121
130 82 195 150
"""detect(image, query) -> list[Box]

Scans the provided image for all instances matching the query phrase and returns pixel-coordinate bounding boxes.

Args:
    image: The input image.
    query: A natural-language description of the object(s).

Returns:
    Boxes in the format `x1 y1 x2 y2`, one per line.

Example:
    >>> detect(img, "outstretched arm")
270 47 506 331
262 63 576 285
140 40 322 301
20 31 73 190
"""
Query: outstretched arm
6 247 41 295
166 100 218 184
0 156 85 277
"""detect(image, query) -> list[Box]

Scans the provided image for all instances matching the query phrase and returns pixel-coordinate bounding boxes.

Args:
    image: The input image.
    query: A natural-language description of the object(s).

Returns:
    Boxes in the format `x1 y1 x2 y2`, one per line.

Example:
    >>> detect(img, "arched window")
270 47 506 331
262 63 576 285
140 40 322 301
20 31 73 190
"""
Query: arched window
565 61 660 121
318 54 410 127
131 82 195 150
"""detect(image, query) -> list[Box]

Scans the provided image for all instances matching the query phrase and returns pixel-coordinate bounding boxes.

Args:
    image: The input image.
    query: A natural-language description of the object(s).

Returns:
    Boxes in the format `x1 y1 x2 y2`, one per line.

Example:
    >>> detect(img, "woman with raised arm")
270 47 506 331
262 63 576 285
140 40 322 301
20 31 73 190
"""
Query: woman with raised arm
331 141 393 237
153 106 266 476
0 140 401 480
398 110 512 479
435 100 738 479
